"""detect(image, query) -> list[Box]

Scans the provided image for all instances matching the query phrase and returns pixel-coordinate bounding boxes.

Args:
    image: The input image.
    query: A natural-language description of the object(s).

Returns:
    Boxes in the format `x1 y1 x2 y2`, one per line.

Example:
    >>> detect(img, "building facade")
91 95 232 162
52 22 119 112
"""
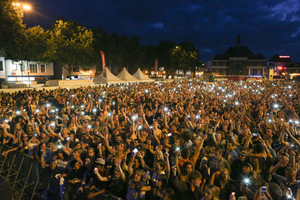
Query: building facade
0 56 54 85
212 36 266 76
267 55 292 77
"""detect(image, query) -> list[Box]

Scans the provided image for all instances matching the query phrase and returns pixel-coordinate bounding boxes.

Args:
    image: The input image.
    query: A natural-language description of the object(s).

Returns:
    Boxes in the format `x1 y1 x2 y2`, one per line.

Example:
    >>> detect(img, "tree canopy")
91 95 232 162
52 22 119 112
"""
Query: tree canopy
0 2 201 77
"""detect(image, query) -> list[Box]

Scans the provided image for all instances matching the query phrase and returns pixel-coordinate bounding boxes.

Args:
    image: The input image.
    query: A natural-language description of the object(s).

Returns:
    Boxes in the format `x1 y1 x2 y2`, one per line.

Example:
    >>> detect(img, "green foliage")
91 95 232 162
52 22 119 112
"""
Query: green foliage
0 0 25 57
171 42 200 75
93 28 144 74
44 20 94 75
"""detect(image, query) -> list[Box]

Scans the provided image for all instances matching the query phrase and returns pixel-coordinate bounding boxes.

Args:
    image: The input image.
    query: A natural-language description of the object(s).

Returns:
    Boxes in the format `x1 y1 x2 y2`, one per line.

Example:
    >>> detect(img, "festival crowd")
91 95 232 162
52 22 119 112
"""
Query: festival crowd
0 80 300 200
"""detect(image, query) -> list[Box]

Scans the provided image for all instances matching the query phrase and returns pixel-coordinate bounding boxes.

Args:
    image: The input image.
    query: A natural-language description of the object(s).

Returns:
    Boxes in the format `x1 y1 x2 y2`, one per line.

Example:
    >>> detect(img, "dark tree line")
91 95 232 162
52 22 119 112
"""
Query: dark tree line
0 0 201 77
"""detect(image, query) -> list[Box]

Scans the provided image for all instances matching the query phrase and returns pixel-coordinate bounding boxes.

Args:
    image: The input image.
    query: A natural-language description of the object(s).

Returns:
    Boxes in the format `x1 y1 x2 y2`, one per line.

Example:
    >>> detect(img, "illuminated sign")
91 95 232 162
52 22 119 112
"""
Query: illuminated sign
277 66 283 70
279 56 290 58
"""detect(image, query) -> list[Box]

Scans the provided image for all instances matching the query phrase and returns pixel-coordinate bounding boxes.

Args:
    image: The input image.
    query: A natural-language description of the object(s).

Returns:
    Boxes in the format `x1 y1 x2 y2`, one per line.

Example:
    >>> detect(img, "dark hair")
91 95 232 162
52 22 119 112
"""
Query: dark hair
182 161 193 175
188 170 202 183
254 143 264 153
156 159 166 171
267 182 282 200
70 160 78 169
162 188 176 200
181 148 190 159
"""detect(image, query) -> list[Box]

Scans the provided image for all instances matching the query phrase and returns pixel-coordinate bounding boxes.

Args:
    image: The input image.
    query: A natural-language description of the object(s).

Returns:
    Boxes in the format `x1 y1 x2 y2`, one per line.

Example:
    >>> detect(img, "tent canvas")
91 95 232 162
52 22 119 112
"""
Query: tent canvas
93 68 123 84
116 68 139 82
133 68 153 82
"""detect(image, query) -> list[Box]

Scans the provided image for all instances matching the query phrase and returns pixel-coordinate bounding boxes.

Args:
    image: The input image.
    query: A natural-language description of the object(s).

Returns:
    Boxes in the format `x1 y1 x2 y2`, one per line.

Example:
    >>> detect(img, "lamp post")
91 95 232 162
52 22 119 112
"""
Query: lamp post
12 2 31 23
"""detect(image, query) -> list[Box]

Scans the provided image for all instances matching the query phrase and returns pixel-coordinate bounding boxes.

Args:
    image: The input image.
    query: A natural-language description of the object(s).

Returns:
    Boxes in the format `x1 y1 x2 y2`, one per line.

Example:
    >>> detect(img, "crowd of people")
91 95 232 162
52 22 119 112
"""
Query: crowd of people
0 79 300 200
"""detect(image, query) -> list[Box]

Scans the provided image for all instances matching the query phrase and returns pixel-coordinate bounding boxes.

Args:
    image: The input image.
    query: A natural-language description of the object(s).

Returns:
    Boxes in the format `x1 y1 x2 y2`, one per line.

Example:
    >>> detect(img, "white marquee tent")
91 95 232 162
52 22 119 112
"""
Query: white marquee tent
116 68 139 82
93 68 123 84
132 68 153 82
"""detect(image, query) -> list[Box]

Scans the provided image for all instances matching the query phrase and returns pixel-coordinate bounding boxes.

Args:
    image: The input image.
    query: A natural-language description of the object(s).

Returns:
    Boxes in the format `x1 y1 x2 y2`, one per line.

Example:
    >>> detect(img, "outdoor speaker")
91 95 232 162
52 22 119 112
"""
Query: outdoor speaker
0 175 13 200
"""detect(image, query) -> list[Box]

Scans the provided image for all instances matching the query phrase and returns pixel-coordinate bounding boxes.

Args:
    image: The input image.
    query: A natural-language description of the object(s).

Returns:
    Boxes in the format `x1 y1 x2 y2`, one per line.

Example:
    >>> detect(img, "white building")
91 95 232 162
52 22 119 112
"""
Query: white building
0 56 54 85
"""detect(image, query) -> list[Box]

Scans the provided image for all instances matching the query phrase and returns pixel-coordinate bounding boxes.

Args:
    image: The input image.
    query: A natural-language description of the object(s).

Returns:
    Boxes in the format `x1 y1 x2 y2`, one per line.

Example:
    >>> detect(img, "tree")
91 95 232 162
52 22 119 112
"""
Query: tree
157 41 176 75
44 20 94 78
171 42 200 77
0 0 26 57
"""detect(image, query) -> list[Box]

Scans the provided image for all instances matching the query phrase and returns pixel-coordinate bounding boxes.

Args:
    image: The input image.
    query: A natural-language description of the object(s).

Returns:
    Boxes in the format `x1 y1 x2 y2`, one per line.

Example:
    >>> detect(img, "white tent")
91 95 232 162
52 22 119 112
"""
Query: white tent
93 68 123 84
133 68 153 82
116 68 139 82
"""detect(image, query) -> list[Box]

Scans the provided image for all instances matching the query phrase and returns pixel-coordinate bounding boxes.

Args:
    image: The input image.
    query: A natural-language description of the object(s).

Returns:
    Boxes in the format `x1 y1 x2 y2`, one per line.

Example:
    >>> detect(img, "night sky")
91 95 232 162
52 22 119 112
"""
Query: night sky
25 0 300 62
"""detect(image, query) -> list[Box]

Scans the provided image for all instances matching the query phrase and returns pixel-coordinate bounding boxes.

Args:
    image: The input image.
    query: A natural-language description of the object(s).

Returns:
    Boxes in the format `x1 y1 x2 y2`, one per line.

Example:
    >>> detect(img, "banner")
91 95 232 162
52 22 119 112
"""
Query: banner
100 51 106 76
154 58 158 71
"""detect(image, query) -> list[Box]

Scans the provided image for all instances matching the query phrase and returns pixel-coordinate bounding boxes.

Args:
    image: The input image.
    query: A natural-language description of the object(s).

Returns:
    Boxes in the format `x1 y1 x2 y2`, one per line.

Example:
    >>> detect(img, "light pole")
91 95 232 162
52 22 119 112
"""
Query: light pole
12 2 31 23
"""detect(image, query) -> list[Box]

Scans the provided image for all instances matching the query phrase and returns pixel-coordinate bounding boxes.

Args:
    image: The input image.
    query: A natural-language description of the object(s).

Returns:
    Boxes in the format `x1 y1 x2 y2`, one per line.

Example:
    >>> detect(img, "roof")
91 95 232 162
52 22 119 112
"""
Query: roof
93 68 123 84
132 68 154 82
116 68 140 82
269 54 292 62
213 45 265 60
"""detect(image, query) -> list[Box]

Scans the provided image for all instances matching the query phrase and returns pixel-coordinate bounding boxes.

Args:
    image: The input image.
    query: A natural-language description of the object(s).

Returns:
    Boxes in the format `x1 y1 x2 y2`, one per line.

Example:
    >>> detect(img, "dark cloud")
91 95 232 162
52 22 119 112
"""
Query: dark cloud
27 0 300 62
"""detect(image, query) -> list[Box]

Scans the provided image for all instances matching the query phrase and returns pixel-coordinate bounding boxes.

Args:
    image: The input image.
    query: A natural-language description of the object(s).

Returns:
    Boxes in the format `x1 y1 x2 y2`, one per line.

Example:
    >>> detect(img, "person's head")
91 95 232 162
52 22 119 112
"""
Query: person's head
214 148 223 160
161 188 176 200
204 185 220 200
73 148 82 159
226 141 234 151
133 169 145 182
181 148 190 159
239 150 247 162
188 170 202 188
254 143 264 154
70 160 80 170
266 128 273 138
278 153 289 167
267 183 282 200
284 167 296 184
94 158 105 172
155 160 166 172
87 147 95 158
182 161 193 175
155 174 168 188
220 168 230 182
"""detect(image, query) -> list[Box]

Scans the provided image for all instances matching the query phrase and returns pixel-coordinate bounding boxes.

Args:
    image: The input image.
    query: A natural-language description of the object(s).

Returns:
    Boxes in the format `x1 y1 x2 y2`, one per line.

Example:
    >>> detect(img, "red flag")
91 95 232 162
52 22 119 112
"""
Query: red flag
100 51 106 76
154 58 158 71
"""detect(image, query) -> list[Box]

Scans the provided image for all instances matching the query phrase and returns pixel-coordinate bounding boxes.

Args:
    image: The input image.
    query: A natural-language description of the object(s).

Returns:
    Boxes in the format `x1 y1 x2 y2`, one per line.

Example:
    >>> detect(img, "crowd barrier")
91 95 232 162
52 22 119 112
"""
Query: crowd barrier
0 145 43 200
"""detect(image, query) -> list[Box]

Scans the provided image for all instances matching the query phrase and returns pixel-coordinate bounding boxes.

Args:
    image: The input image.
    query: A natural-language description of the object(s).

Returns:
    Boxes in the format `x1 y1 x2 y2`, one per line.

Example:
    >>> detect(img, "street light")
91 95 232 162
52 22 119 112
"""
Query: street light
23 5 31 11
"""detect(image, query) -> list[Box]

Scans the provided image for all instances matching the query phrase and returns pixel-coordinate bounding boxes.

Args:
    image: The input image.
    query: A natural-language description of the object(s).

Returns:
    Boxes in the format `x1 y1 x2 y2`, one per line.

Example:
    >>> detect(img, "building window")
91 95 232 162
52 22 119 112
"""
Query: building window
0 61 3 71
30 64 38 73
41 64 46 73
20 64 26 72
73 66 79 72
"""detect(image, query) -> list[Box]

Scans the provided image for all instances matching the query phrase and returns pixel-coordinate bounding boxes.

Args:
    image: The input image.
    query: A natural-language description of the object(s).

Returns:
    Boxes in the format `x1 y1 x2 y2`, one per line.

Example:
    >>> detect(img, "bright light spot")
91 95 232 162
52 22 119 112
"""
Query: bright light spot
23 5 31 10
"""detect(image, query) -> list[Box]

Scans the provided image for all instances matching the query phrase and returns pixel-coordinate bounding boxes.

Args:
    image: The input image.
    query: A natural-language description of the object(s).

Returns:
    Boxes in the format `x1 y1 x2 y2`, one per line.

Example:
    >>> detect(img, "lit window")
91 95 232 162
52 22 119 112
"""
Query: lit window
41 64 46 73
30 64 38 73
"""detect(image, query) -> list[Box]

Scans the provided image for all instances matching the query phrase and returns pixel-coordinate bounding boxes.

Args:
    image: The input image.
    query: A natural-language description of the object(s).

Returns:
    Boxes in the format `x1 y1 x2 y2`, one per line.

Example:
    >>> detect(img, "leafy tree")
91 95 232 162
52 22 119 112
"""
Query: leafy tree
93 29 144 74
139 45 158 70
18 26 47 61
171 42 200 76
157 41 176 74
0 0 25 57
44 20 94 77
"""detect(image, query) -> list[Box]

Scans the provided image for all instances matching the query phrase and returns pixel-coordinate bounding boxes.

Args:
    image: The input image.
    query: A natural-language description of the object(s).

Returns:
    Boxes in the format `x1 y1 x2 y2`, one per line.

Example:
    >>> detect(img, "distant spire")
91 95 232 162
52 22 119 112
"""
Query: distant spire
236 35 241 46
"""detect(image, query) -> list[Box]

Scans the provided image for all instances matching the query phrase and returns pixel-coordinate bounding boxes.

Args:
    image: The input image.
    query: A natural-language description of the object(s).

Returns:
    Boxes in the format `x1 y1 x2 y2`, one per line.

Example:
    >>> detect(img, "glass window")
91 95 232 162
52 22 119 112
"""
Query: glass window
41 64 46 73
30 64 38 73
0 61 3 71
